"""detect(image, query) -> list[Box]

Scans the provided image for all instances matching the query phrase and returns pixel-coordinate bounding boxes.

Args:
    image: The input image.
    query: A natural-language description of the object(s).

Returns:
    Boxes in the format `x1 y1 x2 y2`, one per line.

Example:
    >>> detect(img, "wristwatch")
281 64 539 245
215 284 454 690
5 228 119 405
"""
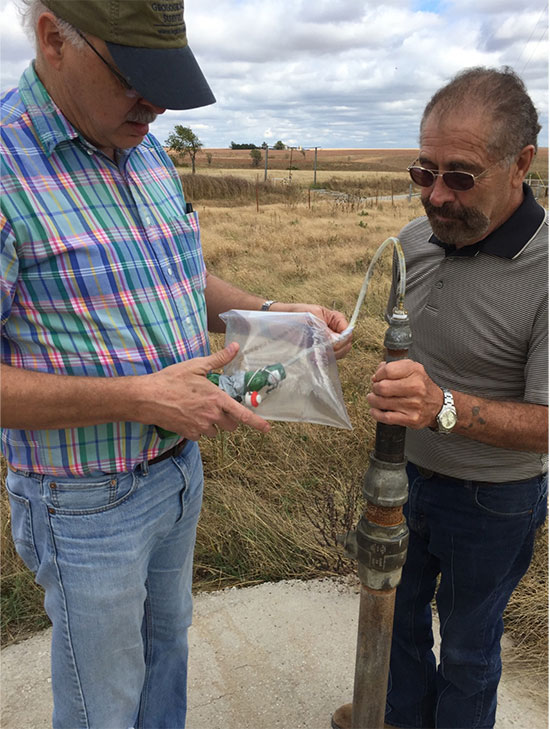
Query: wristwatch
436 388 457 434
261 300 277 311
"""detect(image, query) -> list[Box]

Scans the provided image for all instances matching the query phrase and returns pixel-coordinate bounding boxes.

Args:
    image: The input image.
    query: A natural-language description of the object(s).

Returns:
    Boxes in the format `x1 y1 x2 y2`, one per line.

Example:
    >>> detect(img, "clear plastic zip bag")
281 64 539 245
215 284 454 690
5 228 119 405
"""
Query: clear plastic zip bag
218 309 352 429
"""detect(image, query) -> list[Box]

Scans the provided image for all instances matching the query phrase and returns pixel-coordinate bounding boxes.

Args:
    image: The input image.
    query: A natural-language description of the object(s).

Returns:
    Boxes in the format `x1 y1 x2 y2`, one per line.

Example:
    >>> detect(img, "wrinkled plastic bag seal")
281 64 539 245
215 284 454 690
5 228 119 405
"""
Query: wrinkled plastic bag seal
219 309 351 429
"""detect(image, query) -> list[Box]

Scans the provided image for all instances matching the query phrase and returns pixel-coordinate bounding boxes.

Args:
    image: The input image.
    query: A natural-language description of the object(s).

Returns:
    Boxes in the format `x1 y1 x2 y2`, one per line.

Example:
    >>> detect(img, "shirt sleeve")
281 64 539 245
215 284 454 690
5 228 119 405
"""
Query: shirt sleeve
1 213 18 329
524 291 548 405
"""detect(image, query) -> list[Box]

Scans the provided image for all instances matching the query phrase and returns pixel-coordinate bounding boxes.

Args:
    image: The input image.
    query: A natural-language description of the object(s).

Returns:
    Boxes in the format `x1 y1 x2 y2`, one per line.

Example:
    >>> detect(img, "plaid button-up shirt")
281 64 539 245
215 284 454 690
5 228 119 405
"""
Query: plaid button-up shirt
1 64 209 476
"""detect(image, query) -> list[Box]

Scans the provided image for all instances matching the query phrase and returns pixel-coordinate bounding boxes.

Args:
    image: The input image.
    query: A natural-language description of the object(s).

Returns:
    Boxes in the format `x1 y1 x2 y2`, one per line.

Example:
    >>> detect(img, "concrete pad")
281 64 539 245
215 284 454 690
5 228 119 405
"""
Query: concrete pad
1 577 547 728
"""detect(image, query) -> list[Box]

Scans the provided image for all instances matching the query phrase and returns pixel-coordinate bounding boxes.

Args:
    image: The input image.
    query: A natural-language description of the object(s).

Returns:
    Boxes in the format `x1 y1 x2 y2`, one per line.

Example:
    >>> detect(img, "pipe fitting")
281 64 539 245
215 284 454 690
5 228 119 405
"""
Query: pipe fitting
384 308 412 354
355 516 409 590
337 530 358 560
363 454 409 507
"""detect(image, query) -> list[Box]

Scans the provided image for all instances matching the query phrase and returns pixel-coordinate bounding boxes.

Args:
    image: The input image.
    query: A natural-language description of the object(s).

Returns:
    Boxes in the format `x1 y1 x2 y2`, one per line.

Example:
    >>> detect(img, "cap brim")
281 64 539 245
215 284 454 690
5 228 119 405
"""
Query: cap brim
106 42 216 110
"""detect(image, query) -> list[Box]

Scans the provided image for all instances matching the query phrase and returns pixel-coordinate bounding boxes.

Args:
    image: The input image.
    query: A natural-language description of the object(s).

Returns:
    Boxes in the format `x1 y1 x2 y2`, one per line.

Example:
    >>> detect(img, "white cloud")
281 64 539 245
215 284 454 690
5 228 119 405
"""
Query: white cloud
1 0 547 149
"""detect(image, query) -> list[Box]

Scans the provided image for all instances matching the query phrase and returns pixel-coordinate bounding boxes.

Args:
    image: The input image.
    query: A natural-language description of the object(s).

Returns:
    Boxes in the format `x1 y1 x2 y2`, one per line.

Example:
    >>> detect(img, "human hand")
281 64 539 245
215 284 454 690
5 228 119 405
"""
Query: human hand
271 303 352 359
366 359 444 429
142 343 271 440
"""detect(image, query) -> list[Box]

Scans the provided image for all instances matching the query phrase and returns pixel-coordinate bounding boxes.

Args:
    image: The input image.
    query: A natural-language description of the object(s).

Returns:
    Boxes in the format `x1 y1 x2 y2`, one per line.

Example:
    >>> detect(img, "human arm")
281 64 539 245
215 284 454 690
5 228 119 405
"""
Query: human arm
204 271 352 359
0 343 270 440
366 359 548 453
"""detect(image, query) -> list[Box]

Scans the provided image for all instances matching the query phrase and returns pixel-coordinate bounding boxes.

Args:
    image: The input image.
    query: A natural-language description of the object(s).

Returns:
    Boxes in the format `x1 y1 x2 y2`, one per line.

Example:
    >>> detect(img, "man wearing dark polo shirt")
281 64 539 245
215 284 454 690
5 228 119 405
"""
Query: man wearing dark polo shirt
367 67 548 729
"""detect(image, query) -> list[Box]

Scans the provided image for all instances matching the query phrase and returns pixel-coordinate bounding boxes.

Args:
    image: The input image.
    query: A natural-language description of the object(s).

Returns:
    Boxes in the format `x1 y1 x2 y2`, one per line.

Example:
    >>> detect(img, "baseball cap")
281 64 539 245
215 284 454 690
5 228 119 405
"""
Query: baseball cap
41 0 216 110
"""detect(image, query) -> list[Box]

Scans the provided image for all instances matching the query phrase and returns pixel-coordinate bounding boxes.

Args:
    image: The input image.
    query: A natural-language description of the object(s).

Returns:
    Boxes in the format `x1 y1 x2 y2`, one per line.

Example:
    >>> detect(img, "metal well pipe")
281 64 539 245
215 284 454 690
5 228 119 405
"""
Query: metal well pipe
332 308 412 729
351 585 396 728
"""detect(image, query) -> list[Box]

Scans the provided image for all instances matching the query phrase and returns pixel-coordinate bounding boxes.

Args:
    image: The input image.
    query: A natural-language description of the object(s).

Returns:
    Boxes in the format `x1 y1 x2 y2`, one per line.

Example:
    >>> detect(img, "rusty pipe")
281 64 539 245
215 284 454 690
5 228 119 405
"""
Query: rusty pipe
333 307 411 729
351 585 396 728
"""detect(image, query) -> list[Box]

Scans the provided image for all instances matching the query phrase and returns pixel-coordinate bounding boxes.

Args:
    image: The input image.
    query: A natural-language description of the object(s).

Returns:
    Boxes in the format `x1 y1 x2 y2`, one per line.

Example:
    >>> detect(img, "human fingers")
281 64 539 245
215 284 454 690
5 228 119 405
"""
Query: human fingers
198 341 240 374
333 333 353 360
367 404 411 427
312 307 351 358
371 359 418 383
275 303 350 335
367 389 424 420
216 391 271 434
322 308 350 335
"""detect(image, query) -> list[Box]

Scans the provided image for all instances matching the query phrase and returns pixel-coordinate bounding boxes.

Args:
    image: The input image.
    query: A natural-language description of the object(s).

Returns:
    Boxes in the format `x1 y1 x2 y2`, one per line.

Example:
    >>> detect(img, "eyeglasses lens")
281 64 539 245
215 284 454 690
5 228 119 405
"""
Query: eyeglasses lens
408 166 475 192
409 166 433 187
444 172 475 191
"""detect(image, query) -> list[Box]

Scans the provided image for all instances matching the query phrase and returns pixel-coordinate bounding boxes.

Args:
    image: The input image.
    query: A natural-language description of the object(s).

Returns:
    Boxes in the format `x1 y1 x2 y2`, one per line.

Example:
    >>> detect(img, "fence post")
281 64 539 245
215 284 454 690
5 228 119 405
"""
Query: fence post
314 146 318 186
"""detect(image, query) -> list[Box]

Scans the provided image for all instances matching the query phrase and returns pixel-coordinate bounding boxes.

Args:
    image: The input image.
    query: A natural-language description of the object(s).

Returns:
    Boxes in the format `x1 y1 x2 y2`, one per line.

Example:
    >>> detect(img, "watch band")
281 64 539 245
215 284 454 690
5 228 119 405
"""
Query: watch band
436 388 457 434
261 300 277 311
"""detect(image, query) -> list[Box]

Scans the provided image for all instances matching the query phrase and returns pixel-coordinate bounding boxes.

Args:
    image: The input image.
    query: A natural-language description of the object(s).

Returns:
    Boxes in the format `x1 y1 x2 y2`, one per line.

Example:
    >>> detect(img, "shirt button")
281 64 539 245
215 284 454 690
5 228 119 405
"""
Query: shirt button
167 267 173 276
435 280 443 289
145 216 152 225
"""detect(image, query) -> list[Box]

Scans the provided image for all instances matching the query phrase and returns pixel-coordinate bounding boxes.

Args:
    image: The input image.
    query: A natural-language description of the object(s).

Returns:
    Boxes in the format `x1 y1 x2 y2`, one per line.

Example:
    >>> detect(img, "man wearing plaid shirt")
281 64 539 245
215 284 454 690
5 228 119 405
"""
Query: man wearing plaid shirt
0 2 351 727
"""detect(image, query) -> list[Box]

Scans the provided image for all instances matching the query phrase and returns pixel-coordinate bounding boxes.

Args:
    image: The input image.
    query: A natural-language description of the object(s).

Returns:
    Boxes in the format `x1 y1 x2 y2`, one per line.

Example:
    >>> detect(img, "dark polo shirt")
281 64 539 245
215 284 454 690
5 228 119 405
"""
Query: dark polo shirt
388 184 548 482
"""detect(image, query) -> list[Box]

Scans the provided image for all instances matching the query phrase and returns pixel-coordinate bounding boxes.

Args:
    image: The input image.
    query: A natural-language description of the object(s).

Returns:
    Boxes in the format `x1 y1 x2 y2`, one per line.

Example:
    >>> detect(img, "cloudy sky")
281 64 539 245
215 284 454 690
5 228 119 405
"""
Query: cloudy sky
1 0 548 150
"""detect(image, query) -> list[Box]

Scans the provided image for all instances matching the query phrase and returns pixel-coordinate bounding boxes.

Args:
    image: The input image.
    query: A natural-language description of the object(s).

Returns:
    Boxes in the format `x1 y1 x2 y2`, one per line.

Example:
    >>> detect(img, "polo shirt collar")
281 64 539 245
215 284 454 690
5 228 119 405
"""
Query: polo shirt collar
429 183 546 259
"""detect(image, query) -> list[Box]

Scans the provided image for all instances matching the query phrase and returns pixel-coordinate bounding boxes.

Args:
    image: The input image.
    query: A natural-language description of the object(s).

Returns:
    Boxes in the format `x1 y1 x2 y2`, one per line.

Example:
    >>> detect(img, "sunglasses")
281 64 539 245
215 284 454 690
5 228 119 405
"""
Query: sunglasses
407 159 503 192
76 30 137 95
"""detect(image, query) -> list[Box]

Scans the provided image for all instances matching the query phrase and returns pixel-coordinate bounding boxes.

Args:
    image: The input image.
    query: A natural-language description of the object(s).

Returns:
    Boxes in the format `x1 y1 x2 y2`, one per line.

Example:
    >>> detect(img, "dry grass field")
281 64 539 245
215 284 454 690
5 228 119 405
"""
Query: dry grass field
174 145 549 205
187 147 419 173
182 145 549 181
1 156 547 679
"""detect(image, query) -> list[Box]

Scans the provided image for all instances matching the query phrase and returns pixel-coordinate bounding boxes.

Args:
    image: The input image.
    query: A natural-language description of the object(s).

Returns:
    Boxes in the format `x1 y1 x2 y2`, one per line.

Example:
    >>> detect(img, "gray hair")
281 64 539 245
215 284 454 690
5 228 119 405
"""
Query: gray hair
420 66 541 159
18 0 85 50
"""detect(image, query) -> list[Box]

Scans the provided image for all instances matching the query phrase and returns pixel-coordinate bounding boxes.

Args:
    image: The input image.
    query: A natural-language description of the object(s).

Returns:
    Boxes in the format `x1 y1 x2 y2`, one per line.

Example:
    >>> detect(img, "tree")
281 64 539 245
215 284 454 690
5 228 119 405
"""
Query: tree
165 125 203 174
230 141 258 149
273 140 285 150
250 148 262 167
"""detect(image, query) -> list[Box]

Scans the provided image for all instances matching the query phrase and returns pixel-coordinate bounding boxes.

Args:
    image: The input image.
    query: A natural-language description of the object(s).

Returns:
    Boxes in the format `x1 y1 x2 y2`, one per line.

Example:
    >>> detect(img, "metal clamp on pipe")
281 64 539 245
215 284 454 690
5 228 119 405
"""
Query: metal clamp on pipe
355 516 409 590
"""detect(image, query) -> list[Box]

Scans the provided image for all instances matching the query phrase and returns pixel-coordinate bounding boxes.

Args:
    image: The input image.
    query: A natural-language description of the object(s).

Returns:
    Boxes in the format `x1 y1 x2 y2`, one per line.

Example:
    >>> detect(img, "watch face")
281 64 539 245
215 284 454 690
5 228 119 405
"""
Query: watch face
440 409 457 429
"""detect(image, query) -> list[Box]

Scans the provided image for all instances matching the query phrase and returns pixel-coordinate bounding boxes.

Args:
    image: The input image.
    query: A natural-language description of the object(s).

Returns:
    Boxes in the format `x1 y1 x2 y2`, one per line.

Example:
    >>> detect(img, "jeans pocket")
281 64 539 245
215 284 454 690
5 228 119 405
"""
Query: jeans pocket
44 471 138 515
474 477 542 518
534 475 548 528
172 442 203 521
5 482 40 573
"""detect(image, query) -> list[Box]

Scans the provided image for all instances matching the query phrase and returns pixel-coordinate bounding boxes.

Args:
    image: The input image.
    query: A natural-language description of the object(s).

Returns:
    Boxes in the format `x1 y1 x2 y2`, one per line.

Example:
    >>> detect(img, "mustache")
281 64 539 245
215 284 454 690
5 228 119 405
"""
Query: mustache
422 198 489 228
421 197 491 244
422 199 466 220
126 107 158 124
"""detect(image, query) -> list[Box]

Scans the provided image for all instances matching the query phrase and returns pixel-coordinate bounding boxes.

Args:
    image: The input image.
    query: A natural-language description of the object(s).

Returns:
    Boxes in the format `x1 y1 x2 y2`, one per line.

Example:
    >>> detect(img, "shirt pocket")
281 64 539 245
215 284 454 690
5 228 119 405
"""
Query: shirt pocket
159 210 206 295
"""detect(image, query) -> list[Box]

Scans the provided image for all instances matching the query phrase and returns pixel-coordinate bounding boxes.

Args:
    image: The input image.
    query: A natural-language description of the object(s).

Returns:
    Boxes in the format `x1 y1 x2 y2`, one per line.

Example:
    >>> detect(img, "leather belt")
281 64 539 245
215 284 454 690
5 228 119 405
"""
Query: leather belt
415 465 463 482
414 464 542 487
147 439 188 467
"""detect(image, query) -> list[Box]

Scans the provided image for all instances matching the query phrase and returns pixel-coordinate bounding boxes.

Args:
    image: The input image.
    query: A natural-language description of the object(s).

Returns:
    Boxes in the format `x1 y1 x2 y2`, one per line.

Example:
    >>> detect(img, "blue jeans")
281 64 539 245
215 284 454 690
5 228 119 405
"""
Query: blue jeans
6 441 203 729
386 463 547 729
